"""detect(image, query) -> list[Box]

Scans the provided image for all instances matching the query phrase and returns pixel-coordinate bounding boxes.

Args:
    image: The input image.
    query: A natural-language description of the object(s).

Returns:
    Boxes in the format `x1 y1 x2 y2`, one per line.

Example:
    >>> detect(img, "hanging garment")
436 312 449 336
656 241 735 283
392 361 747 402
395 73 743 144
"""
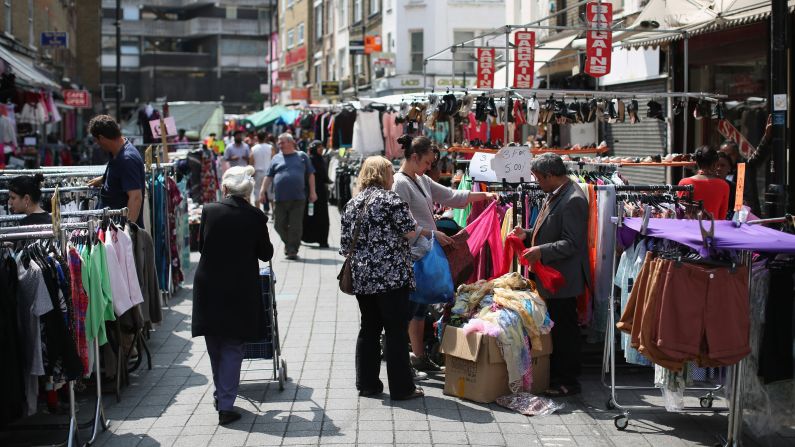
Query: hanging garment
126 223 162 325
465 202 505 279
452 174 473 228
591 185 615 331
67 247 90 375
382 112 404 159
352 110 384 155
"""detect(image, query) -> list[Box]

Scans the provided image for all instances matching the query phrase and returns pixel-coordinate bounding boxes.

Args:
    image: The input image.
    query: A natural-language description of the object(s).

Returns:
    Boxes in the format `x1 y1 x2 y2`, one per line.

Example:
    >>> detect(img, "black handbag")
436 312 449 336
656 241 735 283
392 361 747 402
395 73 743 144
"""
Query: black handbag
338 193 375 294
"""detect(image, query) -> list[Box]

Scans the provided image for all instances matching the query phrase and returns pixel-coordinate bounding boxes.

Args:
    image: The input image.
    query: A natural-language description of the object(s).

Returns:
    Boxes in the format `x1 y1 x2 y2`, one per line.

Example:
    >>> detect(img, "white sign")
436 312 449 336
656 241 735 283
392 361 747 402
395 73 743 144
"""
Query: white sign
491 146 534 183
773 94 788 111
468 151 498 183
149 116 177 138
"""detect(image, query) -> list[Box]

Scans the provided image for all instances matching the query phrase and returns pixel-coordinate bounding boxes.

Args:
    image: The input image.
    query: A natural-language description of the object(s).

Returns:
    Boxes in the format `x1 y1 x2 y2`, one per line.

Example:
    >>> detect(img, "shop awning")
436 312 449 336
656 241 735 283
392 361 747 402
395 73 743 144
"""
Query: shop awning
0 45 60 90
241 105 303 129
492 34 577 87
618 0 795 48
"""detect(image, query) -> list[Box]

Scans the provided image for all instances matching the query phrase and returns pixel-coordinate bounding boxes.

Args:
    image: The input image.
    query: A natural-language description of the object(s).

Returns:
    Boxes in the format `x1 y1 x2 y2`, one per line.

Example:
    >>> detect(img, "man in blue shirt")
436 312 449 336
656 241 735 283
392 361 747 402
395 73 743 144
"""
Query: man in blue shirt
260 133 316 260
87 115 146 228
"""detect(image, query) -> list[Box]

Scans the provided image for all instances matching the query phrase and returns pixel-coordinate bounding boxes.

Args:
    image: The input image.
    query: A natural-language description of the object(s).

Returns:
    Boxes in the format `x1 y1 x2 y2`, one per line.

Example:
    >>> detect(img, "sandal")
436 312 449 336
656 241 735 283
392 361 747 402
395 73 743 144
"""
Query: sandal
392 387 424 401
544 384 581 398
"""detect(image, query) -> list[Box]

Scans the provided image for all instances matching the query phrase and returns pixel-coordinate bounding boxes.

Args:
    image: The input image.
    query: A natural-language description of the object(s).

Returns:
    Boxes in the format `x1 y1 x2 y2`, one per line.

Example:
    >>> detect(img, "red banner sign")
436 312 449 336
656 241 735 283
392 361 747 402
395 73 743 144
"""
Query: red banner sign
290 88 310 101
717 119 755 158
284 46 306 66
513 31 535 89
476 48 495 88
63 89 91 108
585 2 612 77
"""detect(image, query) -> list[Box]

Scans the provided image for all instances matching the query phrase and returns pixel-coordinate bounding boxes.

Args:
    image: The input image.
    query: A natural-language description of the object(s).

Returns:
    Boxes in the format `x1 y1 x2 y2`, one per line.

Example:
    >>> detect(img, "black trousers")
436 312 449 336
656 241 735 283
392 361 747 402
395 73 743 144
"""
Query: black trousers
355 287 414 398
547 297 581 388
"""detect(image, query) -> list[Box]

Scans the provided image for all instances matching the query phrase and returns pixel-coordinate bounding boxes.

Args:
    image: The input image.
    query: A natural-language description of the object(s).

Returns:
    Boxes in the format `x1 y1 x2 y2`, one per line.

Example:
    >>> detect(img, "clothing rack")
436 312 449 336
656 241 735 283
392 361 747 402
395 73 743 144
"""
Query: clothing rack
0 185 99 195
0 219 108 447
147 154 177 303
597 184 748 447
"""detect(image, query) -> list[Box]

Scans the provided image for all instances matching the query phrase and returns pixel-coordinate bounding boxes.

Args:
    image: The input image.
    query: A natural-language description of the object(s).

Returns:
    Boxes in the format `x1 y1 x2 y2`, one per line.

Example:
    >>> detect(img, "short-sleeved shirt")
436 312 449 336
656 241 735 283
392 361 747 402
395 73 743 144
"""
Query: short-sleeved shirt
267 151 315 202
100 140 146 227
223 143 251 167
251 143 273 172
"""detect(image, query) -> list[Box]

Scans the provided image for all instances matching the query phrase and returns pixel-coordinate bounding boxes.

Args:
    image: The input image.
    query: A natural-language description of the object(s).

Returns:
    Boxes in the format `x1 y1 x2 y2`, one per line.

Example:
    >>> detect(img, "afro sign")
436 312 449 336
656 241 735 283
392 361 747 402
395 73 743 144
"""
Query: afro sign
585 2 612 77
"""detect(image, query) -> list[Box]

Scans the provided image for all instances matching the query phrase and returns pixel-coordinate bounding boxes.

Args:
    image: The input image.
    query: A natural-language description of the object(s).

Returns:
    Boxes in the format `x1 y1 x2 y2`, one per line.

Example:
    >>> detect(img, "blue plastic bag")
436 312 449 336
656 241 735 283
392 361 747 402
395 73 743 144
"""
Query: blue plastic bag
410 235 455 304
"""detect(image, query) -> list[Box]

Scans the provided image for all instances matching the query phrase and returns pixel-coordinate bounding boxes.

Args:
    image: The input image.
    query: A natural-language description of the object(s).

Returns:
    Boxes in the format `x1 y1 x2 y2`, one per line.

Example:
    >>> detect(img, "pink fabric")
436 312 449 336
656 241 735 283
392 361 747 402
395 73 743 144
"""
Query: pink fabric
465 201 505 277
382 112 404 159
466 113 487 142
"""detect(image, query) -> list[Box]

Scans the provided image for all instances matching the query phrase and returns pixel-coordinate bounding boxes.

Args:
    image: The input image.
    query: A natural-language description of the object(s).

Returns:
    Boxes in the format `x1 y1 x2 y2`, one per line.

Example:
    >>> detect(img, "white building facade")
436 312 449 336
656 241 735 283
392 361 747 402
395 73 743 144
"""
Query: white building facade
377 0 506 96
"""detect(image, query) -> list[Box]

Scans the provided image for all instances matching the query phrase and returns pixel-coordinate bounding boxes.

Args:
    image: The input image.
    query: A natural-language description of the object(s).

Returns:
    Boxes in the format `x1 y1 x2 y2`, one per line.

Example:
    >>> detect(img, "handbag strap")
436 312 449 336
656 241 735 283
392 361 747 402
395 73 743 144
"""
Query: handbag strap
348 191 377 255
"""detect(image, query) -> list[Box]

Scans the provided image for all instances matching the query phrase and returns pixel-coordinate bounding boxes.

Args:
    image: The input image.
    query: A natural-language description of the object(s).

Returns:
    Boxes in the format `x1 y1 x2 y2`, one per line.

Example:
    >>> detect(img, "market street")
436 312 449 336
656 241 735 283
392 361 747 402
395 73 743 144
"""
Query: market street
72 208 788 447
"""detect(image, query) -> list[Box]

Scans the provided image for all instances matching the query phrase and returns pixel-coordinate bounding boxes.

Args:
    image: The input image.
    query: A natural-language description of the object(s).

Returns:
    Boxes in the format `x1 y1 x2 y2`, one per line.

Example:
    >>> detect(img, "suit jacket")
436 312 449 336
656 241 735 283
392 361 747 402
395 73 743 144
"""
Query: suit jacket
192 196 274 341
126 222 162 325
526 180 591 299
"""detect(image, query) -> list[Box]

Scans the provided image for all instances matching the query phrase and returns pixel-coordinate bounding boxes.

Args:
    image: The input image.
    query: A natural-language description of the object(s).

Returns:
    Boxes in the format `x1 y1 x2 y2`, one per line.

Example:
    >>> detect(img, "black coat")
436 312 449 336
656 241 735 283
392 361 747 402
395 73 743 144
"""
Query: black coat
192 196 274 341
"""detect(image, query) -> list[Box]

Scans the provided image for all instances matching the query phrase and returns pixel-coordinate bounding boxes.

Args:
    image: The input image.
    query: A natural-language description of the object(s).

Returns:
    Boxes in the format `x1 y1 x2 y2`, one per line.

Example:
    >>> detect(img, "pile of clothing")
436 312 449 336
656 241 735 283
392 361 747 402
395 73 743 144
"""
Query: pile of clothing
438 272 553 392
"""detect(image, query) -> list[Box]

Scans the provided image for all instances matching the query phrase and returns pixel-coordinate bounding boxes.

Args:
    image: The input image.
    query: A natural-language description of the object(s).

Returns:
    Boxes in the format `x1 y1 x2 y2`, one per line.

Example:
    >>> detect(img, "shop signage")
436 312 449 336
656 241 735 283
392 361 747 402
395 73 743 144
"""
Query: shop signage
468 151 498 183
349 39 365 55
716 119 755 158
321 81 341 97
284 46 306 66
63 89 91 108
513 31 535 89
149 116 177 139
364 35 382 55
41 31 68 48
277 70 293 80
585 2 612 77
272 85 282 95
371 51 395 78
290 88 310 101
476 48 496 88
491 146 534 183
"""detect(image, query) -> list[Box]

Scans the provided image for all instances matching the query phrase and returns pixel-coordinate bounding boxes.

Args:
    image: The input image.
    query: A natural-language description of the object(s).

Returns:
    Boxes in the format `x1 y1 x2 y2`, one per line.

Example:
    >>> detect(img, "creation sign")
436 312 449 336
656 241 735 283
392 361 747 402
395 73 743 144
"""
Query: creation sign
63 89 91 108
513 31 535 89
585 2 612 77
476 48 496 89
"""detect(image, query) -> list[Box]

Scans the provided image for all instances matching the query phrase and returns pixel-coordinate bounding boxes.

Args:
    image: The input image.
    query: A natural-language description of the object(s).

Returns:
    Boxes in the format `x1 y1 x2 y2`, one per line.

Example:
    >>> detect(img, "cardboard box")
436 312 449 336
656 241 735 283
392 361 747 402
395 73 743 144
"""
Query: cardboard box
440 325 553 403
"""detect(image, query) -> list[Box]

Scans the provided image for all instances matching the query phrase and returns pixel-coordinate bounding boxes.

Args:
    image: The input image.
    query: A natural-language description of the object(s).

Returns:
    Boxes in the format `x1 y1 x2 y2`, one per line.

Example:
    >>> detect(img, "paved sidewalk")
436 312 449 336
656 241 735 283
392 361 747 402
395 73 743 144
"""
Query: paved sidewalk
81 207 789 447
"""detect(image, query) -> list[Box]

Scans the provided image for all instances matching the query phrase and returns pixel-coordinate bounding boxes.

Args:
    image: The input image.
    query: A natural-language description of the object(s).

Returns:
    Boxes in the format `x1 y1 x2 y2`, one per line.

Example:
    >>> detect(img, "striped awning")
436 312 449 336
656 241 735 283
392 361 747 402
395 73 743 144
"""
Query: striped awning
619 0 794 48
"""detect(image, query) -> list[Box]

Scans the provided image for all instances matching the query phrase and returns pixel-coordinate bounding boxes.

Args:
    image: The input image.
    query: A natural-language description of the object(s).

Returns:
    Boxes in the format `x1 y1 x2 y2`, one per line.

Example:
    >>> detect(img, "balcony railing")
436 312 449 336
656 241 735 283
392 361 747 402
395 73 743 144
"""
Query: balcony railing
102 18 263 37
102 0 276 8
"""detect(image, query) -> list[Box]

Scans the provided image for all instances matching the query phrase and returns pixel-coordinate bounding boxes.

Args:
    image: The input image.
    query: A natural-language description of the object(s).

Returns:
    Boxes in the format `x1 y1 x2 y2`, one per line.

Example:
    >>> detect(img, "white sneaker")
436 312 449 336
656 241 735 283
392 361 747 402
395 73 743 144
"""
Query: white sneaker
412 367 428 381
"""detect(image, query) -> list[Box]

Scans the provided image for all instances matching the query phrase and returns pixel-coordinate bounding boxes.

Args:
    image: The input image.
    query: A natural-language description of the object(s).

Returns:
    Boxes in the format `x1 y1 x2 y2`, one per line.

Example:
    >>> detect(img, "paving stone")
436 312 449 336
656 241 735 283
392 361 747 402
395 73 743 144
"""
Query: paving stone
468 431 506 446
356 430 394 444
208 432 248 447
394 430 432 444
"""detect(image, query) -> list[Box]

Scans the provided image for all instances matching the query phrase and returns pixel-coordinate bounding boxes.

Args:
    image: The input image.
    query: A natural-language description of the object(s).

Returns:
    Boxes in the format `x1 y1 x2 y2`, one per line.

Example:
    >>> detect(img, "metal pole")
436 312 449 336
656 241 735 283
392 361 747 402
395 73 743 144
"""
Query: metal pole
451 45 456 90
269 0 275 105
770 0 789 214
115 0 121 122
683 33 689 155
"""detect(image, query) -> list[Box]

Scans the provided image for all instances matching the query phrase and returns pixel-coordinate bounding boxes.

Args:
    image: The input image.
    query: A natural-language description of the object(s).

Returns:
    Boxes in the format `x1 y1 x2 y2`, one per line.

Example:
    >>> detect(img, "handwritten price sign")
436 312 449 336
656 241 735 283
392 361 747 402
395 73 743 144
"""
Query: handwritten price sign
468 152 498 182
491 146 534 183
149 116 178 139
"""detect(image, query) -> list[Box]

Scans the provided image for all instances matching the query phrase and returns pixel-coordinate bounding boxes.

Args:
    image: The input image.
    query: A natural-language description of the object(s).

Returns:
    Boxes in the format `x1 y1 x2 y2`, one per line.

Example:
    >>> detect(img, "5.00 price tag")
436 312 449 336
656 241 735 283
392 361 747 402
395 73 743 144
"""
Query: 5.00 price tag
490 146 534 183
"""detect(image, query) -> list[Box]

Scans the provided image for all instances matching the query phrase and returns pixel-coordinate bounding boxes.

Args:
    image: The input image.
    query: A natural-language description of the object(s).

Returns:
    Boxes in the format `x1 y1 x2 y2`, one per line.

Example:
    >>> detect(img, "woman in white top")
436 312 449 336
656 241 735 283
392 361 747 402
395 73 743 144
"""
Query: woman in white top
392 135 496 374
249 131 273 210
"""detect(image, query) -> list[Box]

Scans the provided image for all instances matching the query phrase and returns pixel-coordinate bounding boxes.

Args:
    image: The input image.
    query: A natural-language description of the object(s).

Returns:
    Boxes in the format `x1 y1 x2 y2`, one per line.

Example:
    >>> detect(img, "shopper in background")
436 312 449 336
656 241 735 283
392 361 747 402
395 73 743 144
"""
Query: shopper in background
719 140 745 182
678 146 730 220
87 115 146 228
260 133 317 260
715 152 737 218
7 173 51 225
192 165 273 425
223 130 250 168
249 131 273 212
510 153 590 397
174 128 190 150
392 135 496 375
340 156 425 401
301 140 331 248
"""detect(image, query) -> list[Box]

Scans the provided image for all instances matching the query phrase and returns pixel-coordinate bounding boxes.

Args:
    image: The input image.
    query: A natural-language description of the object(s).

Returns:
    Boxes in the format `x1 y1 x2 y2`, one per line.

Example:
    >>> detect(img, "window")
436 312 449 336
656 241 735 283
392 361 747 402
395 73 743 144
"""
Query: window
453 30 475 75
386 32 392 52
556 0 567 27
122 5 140 20
287 28 295 49
3 0 10 35
354 54 362 75
297 23 304 44
338 48 346 79
337 0 347 28
314 63 322 84
314 4 323 40
410 30 423 73
226 6 237 19
353 0 362 23
370 0 380 15
327 55 335 80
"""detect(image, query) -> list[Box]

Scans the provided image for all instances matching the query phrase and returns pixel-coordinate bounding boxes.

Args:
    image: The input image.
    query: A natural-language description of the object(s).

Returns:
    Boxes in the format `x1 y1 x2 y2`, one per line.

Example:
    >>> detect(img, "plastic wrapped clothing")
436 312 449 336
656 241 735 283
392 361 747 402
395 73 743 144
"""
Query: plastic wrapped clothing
496 392 565 416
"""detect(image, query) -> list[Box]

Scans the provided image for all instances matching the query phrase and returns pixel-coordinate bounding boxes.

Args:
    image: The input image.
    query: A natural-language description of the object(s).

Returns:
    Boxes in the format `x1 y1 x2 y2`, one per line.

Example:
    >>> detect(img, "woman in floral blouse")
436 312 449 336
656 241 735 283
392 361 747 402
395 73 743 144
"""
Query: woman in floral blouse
340 156 428 400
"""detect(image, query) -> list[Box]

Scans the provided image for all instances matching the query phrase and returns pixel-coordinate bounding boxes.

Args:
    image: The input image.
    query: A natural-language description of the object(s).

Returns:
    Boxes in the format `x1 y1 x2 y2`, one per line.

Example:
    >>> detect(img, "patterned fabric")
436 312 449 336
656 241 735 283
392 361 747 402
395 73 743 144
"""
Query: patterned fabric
201 153 219 204
68 248 89 375
167 177 184 286
340 187 416 295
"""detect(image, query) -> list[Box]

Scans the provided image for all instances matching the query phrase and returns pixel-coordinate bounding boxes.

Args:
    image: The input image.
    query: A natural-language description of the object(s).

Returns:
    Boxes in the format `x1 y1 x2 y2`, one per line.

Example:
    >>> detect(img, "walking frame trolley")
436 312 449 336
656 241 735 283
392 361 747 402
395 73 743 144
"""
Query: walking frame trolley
241 262 287 391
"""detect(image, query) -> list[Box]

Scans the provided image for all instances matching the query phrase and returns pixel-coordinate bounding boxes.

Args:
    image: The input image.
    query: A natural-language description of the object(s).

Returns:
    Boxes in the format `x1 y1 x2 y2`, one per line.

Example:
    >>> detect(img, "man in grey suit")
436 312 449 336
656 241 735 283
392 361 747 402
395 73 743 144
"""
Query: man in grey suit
511 153 590 396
